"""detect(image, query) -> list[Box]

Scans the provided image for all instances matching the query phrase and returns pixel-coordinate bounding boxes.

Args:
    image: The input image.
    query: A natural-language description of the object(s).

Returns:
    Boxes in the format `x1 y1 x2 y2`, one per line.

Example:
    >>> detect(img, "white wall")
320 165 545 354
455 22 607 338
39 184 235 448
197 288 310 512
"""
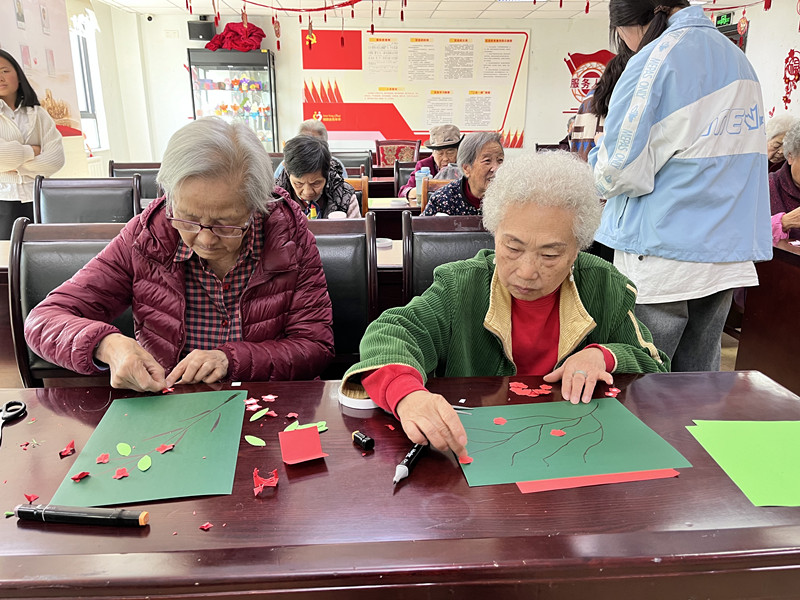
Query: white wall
89 2 798 162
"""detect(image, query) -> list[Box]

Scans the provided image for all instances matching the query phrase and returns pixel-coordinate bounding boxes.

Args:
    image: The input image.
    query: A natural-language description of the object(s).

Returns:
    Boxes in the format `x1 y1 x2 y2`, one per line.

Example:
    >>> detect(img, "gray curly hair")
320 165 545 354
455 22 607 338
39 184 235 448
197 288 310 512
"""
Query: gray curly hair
782 119 800 160
482 150 602 250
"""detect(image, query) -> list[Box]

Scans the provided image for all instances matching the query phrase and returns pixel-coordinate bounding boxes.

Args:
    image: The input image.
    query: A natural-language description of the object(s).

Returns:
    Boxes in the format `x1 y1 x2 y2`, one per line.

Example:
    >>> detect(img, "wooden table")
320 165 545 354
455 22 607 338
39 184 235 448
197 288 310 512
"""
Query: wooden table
368 176 395 198
3 371 800 598
736 240 800 394
368 200 420 239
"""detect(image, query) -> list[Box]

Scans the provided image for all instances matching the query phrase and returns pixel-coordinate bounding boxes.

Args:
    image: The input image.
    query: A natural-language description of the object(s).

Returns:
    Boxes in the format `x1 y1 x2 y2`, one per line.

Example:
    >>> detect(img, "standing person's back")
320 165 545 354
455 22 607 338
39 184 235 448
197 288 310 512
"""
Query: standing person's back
590 0 771 372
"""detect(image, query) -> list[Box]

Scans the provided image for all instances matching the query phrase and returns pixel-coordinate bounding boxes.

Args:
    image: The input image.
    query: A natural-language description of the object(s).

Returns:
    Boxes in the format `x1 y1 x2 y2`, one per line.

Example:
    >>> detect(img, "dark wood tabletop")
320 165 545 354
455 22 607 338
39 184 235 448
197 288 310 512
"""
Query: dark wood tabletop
3 371 800 599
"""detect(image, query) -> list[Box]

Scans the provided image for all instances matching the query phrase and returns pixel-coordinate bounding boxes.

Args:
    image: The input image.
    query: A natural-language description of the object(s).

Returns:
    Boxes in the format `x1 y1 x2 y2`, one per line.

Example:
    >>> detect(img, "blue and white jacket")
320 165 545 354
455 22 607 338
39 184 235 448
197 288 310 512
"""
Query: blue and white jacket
589 6 772 263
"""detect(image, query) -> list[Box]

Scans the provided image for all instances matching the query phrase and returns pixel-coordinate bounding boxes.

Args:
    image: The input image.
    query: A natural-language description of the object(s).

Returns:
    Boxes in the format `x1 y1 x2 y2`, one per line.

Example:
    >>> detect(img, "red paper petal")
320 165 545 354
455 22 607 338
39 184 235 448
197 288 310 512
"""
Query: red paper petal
386 424 395 431
243 397 261 405
156 444 175 454
112 467 129 480
605 392 618 397
262 394 277 401
537 389 552 395
458 455 474 464
162 387 175 394
539 384 553 390
286 412 299 418
609 387 621 393
266 410 278 417
550 429 566 437
19 442 29 448
493 417 507 425
24 493 39 503
199 522 213 531
96 453 110 463
71 471 90 482
245 404 263 412
59 440 76 458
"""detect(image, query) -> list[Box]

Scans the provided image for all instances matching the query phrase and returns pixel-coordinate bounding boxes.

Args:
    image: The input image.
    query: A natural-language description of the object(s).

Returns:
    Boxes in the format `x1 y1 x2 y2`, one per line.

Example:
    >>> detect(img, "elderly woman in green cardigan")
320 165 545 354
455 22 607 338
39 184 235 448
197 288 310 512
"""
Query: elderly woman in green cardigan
340 150 669 458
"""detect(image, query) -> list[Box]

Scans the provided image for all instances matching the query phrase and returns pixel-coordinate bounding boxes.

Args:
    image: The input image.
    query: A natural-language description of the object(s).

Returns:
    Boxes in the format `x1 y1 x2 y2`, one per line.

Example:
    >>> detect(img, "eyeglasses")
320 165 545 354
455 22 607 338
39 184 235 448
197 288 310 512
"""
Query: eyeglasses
166 210 252 239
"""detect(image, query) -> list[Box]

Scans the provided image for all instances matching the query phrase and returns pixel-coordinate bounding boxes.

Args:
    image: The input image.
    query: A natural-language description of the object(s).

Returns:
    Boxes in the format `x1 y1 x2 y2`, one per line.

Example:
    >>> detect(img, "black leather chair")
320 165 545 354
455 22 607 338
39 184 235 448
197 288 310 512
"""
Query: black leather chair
332 150 373 179
34 175 142 224
108 160 161 205
394 160 416 197
307 212 378 378
401 211 494 302
9 218 132 387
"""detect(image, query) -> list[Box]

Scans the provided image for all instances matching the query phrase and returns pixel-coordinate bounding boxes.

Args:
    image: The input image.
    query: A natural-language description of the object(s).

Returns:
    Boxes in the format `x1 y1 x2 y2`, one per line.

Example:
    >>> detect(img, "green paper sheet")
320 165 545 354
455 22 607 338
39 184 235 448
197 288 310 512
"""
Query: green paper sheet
458 398 691 487
687 420 800 507
51 390 247 507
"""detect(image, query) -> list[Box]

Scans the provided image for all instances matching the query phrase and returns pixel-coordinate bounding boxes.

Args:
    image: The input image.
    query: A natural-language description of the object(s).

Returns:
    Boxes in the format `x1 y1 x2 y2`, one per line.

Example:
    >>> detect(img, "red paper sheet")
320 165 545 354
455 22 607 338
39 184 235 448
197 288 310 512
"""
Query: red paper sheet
515 468 679 494
278 427 328 464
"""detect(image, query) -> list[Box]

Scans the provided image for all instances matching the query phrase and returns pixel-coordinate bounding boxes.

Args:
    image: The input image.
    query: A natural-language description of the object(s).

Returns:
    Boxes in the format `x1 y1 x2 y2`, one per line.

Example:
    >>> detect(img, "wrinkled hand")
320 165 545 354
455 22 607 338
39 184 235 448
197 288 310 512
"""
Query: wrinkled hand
166 349 229 386
395 390 468 458
94 333 167 392
543 347 612 404
407 188 418 200
782 206 800 232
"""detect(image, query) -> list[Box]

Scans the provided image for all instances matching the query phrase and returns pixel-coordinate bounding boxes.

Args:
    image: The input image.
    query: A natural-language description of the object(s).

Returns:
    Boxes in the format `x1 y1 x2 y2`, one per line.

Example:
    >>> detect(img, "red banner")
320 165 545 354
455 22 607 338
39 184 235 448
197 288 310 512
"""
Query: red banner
302 29 362 70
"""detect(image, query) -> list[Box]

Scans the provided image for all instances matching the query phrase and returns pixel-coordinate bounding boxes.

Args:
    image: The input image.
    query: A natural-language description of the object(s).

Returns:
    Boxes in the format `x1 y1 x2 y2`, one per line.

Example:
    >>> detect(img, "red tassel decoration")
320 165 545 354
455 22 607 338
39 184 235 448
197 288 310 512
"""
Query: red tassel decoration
764 0 771 9
378 6 382 15
277 39 281 50
324 11 327 22
559 0 562 7
271 14 275 23
371 23 374 33
340 35 344 47
585 0 589 13
400 9 404 21
299 14 302 23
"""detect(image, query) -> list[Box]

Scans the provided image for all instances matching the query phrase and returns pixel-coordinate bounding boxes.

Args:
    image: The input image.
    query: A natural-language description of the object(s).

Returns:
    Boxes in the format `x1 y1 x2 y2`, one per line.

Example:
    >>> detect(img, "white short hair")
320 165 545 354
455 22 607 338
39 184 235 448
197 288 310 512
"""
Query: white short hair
767 114 798 142
482 150 602 250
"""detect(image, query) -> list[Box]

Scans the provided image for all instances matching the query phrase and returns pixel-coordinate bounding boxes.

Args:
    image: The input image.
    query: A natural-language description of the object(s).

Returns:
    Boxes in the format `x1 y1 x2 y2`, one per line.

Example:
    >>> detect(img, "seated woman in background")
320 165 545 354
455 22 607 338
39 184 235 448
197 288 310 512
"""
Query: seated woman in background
273 118 347 179
770 118 800 243
398 124 463 201
276 135 360 218
341 151 668 457
0 49 65 239
421 132 504 217
25 117 334 392
767 114 795 174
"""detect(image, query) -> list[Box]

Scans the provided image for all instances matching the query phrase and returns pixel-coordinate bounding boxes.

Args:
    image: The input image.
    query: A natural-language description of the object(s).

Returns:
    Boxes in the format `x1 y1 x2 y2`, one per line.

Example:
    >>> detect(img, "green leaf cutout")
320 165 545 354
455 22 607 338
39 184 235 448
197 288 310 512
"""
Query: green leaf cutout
245 435 266 447
137 455 152 472
284 421 299 432
249 408 270 422
286 421 327 433
116 442 132 456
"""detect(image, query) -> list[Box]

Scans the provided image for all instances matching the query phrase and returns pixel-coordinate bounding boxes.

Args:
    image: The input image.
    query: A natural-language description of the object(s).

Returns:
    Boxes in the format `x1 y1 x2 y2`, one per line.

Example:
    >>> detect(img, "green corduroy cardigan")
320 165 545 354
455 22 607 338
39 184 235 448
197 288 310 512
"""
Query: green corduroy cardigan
341 249 669 399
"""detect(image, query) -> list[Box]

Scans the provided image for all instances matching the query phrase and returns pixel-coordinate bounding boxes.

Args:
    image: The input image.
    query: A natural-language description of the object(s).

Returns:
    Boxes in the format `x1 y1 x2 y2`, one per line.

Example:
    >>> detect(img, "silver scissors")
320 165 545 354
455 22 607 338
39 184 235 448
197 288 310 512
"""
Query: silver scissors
0 400 27 448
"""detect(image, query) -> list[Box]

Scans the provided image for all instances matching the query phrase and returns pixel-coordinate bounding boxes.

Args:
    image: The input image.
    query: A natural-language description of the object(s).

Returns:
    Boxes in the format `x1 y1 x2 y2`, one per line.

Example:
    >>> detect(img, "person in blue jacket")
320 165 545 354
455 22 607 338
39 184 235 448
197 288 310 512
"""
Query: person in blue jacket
589 0 772 372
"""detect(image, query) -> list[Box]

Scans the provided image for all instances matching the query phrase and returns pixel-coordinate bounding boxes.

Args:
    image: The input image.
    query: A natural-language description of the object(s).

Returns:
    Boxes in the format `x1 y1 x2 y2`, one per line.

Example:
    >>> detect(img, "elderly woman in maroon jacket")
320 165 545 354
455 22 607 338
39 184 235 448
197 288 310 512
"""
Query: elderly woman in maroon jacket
770 118 800 244
24 117 334 392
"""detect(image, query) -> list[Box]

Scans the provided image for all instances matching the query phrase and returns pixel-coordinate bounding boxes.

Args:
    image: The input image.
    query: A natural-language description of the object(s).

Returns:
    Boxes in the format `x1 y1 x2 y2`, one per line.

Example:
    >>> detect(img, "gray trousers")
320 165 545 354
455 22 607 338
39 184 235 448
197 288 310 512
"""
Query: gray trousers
634 289 733 372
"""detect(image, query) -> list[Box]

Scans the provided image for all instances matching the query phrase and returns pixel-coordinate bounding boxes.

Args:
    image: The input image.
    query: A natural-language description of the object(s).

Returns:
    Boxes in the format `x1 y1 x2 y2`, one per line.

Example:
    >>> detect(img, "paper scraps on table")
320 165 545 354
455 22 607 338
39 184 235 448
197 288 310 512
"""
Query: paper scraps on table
516 469 680 493
278 426 329 464
27 417 36 424
262 394 277 401
284 420 327 433
199 522 213 531
253 467 279 496
156 444 174 454
243 397 261 405
457 399 691 488
59 440 76 458
113 468 129 480
245 435 266 447
24 493 38 503
459 455 474 464
286 412 299 419
71 471 91 482
96 453 110 464
162 388 175 394
231 381 242 386
386 424 395 431
509 382 552 397
245 404 263 412
4 511 14 518
550 429 566 437
493 417 507 426
687 420 800 506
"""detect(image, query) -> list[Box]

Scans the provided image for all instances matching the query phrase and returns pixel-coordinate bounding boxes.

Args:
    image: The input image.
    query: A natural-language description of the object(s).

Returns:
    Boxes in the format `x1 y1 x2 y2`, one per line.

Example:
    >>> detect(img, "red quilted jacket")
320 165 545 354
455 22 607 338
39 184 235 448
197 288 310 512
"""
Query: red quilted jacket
24 193 334 381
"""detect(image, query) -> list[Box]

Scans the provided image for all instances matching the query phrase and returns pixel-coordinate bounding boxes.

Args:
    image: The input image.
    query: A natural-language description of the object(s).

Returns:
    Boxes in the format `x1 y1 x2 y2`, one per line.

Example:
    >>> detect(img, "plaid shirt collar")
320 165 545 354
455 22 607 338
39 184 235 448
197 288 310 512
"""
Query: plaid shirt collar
173 210 264 266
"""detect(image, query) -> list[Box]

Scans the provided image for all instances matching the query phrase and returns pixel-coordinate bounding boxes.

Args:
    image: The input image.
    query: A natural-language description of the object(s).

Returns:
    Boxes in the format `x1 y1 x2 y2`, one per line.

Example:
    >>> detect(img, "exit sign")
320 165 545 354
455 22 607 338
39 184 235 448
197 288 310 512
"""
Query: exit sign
715 12 733 27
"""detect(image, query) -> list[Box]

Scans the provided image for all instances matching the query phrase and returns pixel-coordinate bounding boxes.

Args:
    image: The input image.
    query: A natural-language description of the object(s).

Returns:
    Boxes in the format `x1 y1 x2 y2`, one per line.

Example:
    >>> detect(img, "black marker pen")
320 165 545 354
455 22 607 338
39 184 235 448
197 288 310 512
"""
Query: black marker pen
392 443 427 486
15 504 149 527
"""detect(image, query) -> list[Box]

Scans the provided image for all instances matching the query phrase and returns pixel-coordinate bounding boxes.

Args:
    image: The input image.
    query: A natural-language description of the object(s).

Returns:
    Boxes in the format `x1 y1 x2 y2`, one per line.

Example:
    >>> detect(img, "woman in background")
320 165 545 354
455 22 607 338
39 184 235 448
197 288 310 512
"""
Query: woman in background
0 49 65 238
770 119 800 243
766 114 795 174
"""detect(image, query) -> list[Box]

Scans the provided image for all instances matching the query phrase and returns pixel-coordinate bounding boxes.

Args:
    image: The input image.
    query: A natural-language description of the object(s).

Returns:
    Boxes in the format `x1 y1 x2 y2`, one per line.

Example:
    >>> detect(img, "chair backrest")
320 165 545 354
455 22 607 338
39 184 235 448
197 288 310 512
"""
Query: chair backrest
535 143 563 152
375 140 421 167
344 176 370 216
420 178 450 211
401 211 494 302
9 218 133 387
307 213 378 378
394 160 417 197
34 175 142 224
108 161 161 202
333 151 373 179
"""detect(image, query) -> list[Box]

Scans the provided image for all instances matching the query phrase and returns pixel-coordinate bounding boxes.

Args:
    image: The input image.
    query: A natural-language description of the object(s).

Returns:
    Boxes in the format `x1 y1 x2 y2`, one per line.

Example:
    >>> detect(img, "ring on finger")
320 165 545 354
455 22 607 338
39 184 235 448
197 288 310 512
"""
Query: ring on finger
574 370 588 377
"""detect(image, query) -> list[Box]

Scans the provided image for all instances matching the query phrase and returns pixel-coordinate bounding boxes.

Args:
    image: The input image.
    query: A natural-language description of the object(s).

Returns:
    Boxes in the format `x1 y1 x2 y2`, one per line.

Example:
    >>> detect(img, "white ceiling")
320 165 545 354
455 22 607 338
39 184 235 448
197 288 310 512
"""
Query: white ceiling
96 0 613 20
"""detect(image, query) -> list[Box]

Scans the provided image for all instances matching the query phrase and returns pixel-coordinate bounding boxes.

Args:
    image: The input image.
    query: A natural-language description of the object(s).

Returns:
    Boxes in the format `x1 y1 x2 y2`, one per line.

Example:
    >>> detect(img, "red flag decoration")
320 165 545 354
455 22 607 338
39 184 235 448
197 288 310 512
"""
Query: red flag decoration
303 29 362 70
764 0 771 9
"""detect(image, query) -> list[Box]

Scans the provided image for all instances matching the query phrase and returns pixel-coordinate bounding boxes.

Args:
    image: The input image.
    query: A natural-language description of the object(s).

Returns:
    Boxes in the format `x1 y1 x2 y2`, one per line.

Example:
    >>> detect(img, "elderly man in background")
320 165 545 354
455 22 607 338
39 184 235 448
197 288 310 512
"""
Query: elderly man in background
274 118 347 178
341 150 668 458
398 124 464 201
25 117 334 391
421 132 504 216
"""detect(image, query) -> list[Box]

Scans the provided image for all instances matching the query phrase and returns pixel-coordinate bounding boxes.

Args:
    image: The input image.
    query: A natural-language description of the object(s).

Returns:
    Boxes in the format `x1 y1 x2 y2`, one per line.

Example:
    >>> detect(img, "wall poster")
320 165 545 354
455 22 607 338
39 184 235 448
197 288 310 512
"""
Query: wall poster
301 29 529 148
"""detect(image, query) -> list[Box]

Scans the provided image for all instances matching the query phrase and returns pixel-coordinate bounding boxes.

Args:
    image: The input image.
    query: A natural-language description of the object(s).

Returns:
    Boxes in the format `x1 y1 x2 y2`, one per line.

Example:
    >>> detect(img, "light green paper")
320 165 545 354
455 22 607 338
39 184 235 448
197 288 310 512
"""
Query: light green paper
51 390 247 507
116 442 132 456
458 398 691 487
284 421 327 433
687 420 800 507
245 435 266 446
137 455 152 472
249 408 271 422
